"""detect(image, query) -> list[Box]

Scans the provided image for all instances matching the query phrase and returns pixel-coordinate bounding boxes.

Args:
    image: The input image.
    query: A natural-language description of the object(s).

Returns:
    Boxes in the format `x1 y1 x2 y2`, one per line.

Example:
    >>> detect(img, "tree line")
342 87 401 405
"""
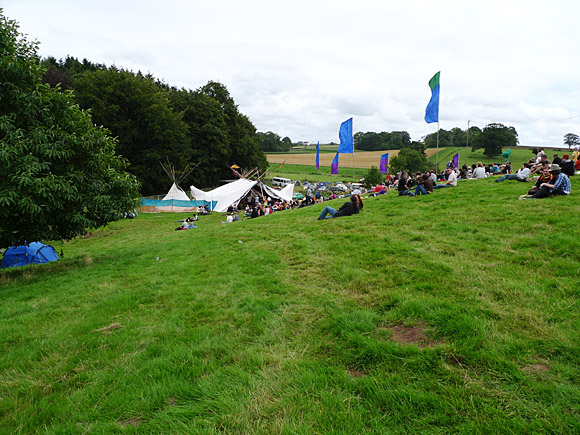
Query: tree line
42 57 268 195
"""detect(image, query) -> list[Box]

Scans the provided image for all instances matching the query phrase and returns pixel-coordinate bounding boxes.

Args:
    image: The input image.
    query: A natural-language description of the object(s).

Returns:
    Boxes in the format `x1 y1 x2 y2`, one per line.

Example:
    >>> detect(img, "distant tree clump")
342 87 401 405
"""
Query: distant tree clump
363 166 383 188
0 12 139 248
258 131 292 152
389 148 428 174
563 133 580 150
354 131 411 151
471 123 518 157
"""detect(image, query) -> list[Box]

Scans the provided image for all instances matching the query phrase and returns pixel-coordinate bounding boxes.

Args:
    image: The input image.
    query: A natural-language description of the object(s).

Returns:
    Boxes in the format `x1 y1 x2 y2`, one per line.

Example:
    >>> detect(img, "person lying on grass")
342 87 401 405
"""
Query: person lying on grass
519 164 571 199
495 162 531 182
317 195 361 220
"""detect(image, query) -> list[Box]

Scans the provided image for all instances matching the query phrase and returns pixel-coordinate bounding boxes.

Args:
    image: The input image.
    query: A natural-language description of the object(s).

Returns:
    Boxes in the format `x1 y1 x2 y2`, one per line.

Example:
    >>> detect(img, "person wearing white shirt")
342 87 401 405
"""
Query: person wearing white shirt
495 163 531 182
433 168 458 189
473 162 487 179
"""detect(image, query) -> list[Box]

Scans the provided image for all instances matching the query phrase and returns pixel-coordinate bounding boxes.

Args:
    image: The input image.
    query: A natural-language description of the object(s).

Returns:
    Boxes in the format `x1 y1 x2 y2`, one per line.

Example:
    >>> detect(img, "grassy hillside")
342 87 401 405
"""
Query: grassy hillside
268 163 367 184
1 177 579 433
427 146 570 170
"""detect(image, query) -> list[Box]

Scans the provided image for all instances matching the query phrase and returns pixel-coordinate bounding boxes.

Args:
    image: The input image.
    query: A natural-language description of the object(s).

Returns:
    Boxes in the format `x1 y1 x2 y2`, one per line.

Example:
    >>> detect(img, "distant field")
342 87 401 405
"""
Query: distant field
267 149 425 169
268 146 570 171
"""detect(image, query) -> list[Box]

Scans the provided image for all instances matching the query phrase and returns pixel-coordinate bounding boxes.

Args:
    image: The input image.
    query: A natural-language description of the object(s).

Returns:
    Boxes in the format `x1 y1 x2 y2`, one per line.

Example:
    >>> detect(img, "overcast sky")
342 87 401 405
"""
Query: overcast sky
3 0 580 147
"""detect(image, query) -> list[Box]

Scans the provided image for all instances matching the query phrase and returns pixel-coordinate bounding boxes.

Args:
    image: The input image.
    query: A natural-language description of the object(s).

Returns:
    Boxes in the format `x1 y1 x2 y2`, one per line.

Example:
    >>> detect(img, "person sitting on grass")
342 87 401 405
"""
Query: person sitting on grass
397 172 415 197
433 167 458 189
175 217 197 230
560 154 575 177
317 195 360 220
519 164 571 199
414 173 434 195
526 165 554 196
473 162 487 179
495 163 531 182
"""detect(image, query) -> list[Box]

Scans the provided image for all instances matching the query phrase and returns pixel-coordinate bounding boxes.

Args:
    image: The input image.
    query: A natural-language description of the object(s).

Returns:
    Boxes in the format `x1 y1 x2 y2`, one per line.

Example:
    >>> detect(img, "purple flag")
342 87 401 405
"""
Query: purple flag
452 153 459 169
316 141 320 170
380 153 389 174
331 151 339 174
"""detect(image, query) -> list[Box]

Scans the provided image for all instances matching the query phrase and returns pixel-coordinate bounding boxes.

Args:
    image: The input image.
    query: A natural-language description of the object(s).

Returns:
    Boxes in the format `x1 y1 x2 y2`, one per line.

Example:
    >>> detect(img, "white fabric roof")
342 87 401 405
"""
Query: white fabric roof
262 183 295 203
190 179 257 212
162 183 191 201
190 179 295 212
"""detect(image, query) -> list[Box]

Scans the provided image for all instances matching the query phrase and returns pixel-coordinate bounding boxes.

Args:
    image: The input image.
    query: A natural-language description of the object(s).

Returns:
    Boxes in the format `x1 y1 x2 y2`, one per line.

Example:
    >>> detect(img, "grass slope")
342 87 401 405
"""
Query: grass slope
1 178 579 433
427 146 570 170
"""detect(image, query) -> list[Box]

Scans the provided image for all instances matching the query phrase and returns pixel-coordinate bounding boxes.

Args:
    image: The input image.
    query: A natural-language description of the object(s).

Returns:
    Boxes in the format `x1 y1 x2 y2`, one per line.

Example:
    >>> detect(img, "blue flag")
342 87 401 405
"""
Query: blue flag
316 141 320 170
338 118 353 153
380 153 389 174
425 72 440 124
331 151 339 174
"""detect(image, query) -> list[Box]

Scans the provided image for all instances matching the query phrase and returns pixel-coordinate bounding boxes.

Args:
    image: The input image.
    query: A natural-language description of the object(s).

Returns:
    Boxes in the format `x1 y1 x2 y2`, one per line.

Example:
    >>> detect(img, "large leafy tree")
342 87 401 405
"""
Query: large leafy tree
199 81 267 173
471 123 518 157
72 68 190 195
563 133 580 150
168 87 230 187
389 148 428 174
0 12 139 248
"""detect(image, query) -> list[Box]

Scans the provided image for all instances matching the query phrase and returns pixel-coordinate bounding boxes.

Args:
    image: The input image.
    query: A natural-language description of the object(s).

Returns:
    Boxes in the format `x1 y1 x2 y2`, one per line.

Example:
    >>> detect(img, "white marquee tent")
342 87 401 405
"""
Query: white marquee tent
190 179 295 212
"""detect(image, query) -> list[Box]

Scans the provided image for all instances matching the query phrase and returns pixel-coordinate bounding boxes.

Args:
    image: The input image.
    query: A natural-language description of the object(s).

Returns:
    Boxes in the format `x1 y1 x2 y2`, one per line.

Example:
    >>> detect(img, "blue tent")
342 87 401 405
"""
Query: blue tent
1 242 59 269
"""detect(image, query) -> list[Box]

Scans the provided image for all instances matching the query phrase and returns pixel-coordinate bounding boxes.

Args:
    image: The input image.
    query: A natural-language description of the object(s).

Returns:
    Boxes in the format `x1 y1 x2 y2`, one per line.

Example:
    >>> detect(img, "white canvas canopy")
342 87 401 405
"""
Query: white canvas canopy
162 183 191 201
190 179 295 212
262 183 294 203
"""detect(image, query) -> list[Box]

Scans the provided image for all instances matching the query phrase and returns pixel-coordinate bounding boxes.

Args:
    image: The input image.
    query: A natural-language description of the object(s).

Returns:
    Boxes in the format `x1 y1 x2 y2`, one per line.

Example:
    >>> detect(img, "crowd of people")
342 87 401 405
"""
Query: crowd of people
174 146 577 229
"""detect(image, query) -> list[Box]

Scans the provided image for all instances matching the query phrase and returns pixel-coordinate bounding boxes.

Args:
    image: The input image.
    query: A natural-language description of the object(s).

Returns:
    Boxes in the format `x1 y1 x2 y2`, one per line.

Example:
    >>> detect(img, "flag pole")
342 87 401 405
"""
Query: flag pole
465 120 470 168
436 122 440 174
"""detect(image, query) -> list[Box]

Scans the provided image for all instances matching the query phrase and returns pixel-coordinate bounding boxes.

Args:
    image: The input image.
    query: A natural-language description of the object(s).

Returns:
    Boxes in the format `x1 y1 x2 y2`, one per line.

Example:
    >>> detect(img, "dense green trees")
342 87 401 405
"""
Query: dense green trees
423 126 482 148
354 131 411 151
363 166 383 188
0 12 139 248
40 60 267 193
258 131 292 152
388 148 428 174
73 69 190 194
471 123 518 157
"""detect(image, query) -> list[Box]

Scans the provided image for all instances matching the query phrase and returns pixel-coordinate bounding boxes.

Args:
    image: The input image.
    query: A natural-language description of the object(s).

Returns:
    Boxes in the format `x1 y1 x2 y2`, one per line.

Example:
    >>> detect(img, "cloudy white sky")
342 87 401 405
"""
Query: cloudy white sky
3 0 580 147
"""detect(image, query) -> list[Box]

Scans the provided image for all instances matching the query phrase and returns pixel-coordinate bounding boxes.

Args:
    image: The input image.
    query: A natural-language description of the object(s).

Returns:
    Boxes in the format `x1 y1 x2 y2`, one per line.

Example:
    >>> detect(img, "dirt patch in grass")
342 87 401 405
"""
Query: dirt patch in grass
377 321 437 349
521 363 549 374
348 368 368 378
118 417 141 428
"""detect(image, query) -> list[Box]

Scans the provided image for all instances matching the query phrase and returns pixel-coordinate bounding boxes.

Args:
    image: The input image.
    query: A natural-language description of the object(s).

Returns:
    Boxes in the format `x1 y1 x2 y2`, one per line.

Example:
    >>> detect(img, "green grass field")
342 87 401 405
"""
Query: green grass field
427 146 570 171
1 177 579 433
268 163 367 184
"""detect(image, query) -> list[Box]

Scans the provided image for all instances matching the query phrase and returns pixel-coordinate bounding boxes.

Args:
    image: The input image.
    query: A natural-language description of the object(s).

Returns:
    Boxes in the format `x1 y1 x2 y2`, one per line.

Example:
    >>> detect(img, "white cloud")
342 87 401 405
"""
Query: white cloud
3 0 580 147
